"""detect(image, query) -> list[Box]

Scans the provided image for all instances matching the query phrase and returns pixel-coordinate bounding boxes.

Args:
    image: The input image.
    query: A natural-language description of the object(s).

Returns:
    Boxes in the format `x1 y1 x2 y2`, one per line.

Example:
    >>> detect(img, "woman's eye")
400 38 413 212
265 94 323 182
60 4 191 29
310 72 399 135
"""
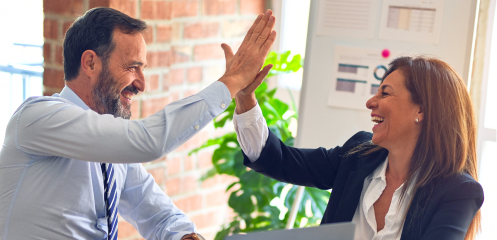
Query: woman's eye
381 92 389 97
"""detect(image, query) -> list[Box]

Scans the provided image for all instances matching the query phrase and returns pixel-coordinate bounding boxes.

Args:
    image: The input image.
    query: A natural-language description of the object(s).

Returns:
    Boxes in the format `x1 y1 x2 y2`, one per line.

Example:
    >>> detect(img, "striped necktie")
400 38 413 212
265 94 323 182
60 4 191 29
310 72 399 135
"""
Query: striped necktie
101 163 118 240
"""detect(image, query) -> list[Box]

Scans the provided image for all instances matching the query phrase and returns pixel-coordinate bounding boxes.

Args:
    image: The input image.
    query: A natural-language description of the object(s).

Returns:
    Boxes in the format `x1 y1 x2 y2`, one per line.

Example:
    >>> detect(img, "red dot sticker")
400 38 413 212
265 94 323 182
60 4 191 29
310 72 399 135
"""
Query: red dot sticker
382 49 390 58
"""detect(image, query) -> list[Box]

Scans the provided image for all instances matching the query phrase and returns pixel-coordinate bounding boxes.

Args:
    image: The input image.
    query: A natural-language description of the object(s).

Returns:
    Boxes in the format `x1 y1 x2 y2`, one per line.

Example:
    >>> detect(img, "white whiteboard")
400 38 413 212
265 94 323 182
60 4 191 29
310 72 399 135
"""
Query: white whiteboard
295 0 478 148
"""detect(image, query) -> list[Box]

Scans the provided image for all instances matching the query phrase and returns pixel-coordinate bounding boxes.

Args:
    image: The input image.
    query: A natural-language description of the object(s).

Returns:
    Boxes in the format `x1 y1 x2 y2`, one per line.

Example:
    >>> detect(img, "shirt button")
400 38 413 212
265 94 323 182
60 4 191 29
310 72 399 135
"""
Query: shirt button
195 125 199 130
221 103 226 108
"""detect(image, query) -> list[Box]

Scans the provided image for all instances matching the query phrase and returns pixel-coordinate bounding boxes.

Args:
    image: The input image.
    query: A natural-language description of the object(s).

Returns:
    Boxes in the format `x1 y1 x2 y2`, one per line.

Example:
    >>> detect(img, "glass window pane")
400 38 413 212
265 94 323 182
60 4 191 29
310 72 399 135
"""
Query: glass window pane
477 141 497 239
484 4 497 130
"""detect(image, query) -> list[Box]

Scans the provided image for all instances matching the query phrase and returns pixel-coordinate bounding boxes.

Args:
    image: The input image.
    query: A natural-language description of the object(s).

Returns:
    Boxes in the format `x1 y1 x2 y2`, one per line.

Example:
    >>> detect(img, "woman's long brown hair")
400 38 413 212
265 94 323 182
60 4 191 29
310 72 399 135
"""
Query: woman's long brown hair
357 56 480 239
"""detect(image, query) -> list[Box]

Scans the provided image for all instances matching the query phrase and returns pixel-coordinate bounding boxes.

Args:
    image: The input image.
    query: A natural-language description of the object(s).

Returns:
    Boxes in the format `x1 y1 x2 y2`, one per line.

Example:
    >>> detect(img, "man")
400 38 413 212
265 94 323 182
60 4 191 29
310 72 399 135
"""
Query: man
0 7 276 240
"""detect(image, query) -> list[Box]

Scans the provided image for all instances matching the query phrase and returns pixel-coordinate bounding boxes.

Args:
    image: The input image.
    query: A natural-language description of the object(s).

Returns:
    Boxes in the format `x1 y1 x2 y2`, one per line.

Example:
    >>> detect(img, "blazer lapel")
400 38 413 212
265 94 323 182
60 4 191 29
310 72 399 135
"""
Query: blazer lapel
333 150 388 222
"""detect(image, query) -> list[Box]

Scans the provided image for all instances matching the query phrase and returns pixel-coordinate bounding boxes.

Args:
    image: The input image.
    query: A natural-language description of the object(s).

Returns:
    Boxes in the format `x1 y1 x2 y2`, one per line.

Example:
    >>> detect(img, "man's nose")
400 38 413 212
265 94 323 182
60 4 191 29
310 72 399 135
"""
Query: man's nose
134 71 146 92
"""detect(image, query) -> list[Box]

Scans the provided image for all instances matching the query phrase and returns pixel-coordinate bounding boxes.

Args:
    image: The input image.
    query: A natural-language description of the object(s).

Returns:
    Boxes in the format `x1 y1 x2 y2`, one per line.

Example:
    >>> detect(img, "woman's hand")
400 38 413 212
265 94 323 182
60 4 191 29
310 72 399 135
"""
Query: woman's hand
234 64 272 114
180 233 202 240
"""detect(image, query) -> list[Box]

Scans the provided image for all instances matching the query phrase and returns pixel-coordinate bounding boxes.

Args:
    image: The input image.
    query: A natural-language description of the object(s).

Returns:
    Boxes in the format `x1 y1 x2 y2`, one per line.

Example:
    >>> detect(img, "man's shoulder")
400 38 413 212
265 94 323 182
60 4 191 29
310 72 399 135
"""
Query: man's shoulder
14 95 75 115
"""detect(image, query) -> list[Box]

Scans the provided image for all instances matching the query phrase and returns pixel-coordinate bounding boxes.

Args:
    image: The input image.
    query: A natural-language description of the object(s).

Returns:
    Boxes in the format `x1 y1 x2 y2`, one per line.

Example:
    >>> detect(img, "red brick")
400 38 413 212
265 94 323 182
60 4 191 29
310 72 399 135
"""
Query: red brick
187 67 202 83
240 0 265 15
170 91 180 102
110 0 138 18
165 177 181 195
55 45 64 65
158 51 172 67
156 1 171 19
157 25 172 43
117 219 140 239
167 156 182 175
189 210 223 229
62 21 74 38
194 43 224 61
141 0 171 20
89 0 110 8
184 89 199 98
203 0 236 16
141 97 169 118
142 27 154 44
183 175 198 193
184 22 219 39
43 68 65 88
148 166 166 185
170 68 184 85
173 194 203 213
166 175 197 196
198 150 213 169
130 99 140 119
206 189 229 207
44 19 58 40
171 0 198 18
145 51 168 68
171 46 191 64
222 20 253 38
184 155 195 171
162 73 170 91
43 43 51 63
44 0 84 17
147 74 159 92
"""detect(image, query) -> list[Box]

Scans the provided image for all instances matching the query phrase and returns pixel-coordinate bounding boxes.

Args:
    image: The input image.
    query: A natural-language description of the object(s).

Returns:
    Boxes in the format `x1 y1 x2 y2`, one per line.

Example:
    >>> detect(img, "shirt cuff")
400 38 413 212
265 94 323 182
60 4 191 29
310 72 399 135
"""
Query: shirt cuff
233 103 264 129
196 81 232 116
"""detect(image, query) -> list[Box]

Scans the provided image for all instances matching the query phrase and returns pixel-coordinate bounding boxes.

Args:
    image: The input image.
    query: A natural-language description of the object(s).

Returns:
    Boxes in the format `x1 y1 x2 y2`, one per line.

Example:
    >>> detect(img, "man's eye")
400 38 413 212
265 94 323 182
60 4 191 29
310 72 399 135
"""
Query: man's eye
381 92 389 96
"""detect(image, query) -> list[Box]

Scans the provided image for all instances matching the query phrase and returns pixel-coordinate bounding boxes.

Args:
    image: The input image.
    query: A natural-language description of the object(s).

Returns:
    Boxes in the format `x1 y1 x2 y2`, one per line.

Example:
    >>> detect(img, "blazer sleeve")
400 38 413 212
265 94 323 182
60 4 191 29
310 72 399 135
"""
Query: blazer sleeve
420 179 484 240
242 130 372 190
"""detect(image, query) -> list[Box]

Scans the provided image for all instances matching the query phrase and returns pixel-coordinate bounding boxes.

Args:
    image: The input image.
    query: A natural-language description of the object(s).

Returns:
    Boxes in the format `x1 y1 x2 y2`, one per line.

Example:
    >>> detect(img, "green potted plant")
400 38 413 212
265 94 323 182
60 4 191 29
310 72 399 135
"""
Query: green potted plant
190 51 330 240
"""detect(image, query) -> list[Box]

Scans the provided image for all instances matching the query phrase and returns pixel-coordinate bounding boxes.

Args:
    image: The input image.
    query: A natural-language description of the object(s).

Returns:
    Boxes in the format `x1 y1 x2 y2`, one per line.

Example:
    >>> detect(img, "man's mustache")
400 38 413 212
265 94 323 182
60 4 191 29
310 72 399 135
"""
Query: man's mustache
122 84 139 95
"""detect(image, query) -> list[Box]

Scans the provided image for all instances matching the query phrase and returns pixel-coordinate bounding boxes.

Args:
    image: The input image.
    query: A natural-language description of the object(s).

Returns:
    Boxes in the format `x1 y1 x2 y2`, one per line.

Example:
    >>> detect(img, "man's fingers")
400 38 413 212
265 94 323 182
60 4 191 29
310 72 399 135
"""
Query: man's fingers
260 30 277 53
255 15 276 48
249 10 273 44
240 13 263 47
221 43 234 68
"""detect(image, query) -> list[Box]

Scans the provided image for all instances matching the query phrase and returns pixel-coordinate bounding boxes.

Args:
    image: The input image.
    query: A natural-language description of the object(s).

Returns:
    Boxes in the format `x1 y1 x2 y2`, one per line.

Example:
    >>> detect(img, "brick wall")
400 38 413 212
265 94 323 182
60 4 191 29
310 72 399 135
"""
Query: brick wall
43 0 266 239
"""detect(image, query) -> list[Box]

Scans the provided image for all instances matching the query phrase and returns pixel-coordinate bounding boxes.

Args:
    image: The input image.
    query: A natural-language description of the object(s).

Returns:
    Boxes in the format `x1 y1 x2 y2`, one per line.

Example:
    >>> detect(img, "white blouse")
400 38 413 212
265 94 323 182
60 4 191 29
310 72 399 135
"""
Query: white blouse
233 104 414 240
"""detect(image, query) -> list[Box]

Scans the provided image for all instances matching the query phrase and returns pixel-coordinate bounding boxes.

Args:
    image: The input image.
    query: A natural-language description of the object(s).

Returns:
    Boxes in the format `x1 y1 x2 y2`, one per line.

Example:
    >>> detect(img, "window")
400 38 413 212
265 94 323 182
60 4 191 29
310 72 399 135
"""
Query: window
278 0 311 91
476 1 497 239
0 0 43 146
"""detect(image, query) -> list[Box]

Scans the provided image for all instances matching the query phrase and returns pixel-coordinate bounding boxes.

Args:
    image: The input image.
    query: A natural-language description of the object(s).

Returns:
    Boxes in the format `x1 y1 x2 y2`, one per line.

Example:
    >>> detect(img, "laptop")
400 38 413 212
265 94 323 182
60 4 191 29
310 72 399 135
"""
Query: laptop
224 222 355 240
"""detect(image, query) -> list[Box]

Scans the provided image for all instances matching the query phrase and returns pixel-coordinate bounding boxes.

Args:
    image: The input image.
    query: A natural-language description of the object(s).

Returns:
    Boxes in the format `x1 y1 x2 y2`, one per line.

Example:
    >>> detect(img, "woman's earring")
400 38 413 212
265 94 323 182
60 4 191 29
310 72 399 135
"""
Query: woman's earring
415 118 419 123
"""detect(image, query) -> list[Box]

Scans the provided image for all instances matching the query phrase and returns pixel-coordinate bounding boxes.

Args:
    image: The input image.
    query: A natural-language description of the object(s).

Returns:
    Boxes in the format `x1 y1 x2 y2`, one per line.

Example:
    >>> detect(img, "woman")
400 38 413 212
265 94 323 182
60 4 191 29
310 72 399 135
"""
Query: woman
232 56 483 240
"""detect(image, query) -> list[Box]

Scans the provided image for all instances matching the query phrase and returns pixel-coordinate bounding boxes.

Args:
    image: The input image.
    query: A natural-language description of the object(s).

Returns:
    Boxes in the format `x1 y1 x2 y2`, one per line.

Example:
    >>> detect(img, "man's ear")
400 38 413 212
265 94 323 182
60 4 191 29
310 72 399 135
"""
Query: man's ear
80 50 101 78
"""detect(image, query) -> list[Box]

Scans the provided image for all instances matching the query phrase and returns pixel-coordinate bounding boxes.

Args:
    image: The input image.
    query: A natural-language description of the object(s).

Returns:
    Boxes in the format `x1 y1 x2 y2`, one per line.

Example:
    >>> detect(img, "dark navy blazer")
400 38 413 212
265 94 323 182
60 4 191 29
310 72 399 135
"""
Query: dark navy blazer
243 131 484 240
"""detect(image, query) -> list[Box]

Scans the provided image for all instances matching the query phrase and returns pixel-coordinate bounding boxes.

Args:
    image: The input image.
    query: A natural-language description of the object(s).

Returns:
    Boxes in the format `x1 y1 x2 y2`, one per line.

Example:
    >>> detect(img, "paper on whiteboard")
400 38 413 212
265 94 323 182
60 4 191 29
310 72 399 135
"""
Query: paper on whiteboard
328 45 397 110
316 0 378 38
378 0 444 44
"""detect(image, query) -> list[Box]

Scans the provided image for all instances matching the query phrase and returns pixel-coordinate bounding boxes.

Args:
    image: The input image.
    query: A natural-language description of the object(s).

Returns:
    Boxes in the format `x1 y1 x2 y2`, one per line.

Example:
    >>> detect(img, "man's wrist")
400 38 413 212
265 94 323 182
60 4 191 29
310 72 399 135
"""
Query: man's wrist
218 75 242 98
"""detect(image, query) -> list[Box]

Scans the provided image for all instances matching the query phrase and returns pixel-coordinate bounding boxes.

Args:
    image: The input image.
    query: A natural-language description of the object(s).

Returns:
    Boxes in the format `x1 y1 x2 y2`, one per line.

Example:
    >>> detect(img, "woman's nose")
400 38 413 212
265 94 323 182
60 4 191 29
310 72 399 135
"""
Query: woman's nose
366 96 377 109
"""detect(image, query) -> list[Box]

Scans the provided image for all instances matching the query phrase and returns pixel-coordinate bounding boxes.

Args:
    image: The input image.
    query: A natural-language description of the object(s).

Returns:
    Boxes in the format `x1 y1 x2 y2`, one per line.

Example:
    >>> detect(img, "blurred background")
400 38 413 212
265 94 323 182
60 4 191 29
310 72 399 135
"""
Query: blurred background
0 0 495 239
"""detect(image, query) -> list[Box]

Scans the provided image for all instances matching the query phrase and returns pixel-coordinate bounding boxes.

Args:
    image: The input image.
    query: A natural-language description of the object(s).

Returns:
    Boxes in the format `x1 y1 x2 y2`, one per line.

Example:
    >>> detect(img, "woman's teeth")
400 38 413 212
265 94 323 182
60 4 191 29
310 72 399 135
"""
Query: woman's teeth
371 116 384 124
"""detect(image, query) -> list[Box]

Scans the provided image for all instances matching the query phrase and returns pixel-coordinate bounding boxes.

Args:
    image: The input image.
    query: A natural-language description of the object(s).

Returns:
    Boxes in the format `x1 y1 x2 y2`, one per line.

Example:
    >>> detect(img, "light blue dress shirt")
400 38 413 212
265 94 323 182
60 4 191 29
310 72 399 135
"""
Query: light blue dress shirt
0 81 231 240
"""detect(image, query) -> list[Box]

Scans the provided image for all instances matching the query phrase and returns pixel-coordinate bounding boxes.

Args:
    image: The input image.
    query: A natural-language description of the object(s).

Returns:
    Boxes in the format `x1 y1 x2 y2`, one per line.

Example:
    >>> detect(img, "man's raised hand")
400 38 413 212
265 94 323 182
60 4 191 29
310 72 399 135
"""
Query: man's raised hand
218 9 277 98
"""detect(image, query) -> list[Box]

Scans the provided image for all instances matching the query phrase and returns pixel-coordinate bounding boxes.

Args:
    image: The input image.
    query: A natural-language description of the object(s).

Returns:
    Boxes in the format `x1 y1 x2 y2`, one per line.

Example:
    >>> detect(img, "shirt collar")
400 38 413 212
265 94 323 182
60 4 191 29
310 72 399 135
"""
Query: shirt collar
59 86 91 110
367 156 388 181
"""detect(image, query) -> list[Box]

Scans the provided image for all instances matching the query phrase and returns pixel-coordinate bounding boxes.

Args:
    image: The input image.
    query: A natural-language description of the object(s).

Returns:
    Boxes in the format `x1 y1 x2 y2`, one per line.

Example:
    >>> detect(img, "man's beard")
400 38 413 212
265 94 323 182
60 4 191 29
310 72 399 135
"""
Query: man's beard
91 66 138 119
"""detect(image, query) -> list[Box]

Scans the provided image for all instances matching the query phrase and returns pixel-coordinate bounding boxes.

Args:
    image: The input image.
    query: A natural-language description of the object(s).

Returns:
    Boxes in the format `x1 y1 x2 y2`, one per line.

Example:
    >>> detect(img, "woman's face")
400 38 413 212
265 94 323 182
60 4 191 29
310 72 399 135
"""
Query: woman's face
366 70 423 150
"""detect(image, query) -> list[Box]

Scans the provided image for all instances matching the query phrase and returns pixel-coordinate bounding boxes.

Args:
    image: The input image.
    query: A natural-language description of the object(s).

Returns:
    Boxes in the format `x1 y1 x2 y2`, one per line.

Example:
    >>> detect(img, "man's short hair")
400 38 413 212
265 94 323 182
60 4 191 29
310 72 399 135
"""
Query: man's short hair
63 7 147 81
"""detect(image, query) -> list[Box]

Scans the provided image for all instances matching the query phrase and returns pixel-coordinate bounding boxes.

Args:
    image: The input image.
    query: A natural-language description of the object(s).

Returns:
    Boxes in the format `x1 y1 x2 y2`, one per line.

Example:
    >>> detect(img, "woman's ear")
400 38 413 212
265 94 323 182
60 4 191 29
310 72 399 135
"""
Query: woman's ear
416 105 424 123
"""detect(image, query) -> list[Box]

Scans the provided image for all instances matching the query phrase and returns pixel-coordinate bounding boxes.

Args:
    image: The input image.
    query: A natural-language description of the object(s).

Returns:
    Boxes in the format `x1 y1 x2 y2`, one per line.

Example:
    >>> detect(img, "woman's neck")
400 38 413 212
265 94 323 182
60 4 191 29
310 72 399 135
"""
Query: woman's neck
386 142 416 183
